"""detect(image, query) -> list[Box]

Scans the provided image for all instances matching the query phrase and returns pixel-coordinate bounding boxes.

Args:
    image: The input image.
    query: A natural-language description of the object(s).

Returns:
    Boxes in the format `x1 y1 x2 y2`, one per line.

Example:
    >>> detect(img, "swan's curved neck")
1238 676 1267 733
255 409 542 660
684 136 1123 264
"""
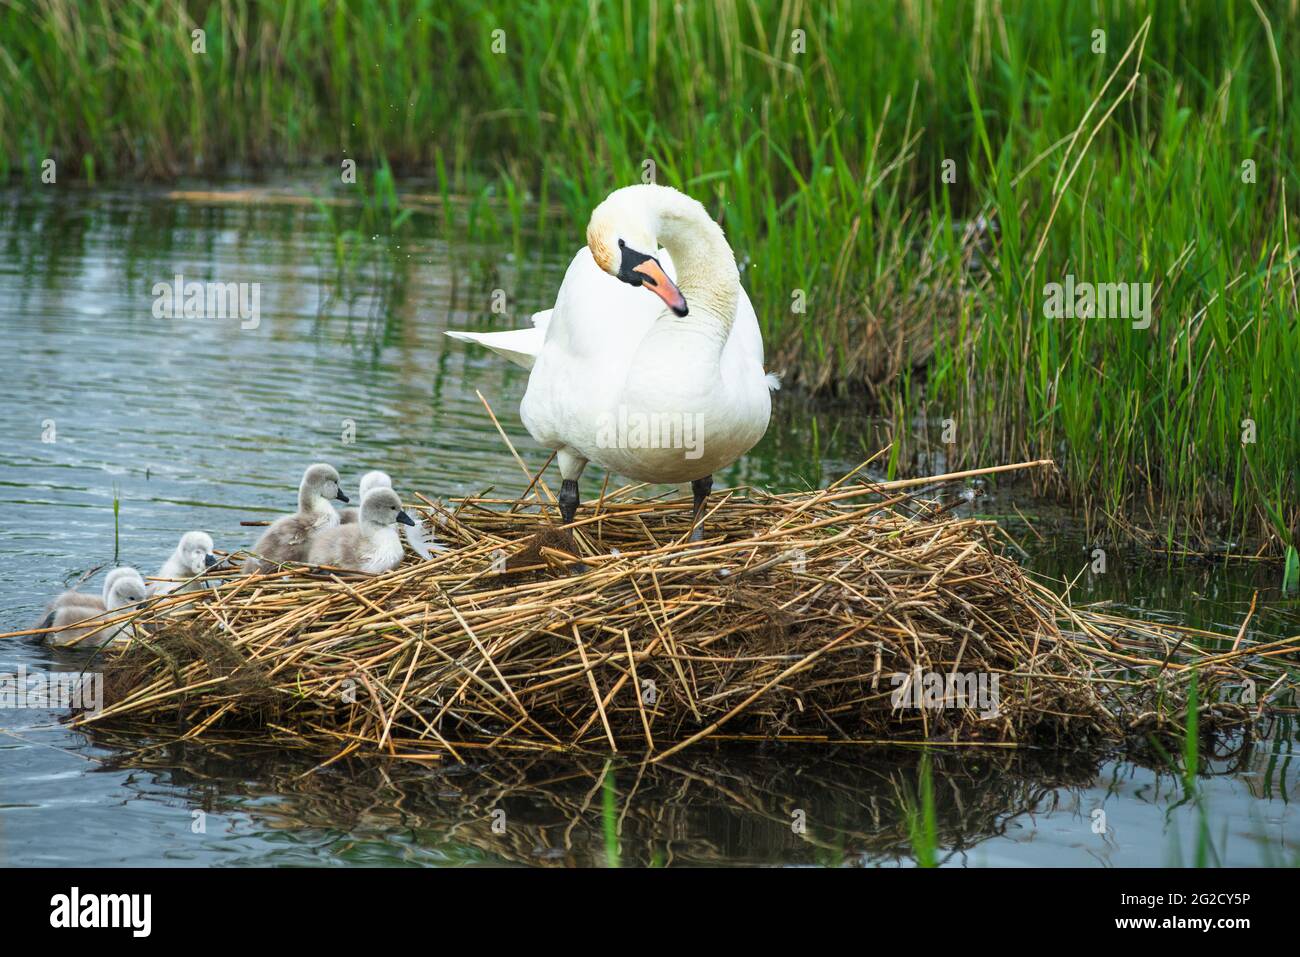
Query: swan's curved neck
648 191 738 346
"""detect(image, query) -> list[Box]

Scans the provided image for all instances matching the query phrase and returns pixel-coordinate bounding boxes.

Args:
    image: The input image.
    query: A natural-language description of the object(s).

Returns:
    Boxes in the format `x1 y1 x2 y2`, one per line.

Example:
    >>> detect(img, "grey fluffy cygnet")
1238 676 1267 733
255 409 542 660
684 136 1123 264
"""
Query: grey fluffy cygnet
307 488 414 574
339 470 447 558
39 567 147 648
150 531 218 595
246 464 348 572
339 471 392 525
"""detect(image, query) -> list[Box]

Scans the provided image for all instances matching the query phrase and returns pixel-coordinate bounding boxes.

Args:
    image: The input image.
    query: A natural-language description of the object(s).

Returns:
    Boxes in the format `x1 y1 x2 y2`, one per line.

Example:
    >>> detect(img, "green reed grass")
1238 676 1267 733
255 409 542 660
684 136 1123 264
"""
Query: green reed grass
111 485 120 564
2 0 1297 547
906 750 938 867
1180 676 1218 867
1148 671 1222 866
600 760 620 868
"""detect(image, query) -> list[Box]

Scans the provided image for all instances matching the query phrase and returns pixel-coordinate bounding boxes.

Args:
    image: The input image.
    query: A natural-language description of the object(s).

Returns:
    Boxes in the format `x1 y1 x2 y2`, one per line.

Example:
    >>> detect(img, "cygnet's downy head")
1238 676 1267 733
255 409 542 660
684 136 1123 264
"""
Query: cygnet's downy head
105 569 147 610
302 463 348 504
176 530 218 575
358 470 393 499
101 567 137 603
360 488 416 528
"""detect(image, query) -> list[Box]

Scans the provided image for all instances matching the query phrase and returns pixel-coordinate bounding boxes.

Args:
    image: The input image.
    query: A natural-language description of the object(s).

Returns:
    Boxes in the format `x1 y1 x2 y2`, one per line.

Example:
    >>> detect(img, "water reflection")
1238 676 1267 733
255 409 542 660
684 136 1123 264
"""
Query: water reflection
53 737 1290 867
79 740 1108 866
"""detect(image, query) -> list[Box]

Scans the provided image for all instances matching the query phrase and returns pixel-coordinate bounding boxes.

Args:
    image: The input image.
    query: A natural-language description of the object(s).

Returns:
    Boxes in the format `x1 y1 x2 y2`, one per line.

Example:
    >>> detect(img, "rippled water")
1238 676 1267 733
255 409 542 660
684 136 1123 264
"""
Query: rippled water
2 184 1297 866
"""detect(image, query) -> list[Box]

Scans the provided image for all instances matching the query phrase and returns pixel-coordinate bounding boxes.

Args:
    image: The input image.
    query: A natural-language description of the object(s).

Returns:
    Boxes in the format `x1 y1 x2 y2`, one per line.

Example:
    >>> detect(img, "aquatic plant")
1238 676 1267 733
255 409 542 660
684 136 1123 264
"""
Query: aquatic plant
3 0 1297 546
906 750 939 868
111 484 120 565
601 760 621 868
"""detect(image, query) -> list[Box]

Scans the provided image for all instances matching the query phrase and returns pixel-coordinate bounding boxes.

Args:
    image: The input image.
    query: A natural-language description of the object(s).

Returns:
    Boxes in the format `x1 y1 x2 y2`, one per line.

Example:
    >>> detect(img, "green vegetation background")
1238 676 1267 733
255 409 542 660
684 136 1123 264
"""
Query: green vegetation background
2 0 1296 549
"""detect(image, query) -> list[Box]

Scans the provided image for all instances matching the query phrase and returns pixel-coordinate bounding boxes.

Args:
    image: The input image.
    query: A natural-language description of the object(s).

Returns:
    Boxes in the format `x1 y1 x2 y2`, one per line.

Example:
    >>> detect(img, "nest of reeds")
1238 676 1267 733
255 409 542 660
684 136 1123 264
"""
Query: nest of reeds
71 462 1296 759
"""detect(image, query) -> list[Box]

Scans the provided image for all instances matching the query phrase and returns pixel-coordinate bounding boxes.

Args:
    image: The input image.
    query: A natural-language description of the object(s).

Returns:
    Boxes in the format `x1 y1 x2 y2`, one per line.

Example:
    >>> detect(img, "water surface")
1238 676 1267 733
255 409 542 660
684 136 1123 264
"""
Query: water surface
1 184 1297 866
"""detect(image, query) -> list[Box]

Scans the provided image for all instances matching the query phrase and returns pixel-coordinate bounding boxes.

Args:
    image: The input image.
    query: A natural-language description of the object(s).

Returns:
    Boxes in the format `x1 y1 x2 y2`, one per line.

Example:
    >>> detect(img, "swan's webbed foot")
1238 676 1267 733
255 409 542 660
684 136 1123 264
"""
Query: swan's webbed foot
559 479 580 525
689 475 713 542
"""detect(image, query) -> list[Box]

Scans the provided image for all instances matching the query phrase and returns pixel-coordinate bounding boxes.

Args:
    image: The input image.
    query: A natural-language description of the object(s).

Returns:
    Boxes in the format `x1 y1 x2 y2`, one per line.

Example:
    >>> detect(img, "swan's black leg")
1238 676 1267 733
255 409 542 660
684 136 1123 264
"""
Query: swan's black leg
559 479 580 525
689 475 713 542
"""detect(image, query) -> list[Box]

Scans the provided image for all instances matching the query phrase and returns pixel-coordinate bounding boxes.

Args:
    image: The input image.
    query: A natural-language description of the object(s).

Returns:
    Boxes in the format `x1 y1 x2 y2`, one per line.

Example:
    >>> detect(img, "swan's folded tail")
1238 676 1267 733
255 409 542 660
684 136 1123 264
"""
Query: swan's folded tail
445 309 551 371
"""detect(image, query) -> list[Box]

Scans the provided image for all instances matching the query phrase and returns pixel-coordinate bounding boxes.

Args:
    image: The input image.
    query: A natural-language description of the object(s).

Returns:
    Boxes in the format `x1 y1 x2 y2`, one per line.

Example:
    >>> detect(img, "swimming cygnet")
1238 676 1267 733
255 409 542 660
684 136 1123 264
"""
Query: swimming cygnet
150 530 218 596
39 567 147 648
339 471 392 525
307 488 415 574
246 464 349 572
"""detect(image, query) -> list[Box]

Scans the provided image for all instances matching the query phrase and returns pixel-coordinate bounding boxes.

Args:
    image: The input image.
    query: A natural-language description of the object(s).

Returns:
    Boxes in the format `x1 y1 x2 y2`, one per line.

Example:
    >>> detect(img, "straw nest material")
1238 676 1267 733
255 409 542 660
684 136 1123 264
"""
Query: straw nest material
64 462 1294 759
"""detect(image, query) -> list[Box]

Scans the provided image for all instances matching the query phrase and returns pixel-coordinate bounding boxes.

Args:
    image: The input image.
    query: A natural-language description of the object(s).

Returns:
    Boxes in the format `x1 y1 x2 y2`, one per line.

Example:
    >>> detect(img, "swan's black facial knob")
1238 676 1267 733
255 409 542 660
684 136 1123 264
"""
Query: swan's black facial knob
616 242 688 316
616 241 651 285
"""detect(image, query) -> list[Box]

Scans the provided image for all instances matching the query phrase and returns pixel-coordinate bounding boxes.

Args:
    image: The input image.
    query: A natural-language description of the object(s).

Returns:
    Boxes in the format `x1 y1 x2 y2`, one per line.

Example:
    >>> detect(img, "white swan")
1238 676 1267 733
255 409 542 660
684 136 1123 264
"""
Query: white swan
149 530 218 595
446 184 777 538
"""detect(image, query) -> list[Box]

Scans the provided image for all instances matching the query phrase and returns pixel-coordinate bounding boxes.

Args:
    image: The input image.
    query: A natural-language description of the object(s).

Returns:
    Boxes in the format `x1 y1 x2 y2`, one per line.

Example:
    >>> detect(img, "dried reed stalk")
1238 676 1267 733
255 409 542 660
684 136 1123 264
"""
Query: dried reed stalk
21 456 1282 759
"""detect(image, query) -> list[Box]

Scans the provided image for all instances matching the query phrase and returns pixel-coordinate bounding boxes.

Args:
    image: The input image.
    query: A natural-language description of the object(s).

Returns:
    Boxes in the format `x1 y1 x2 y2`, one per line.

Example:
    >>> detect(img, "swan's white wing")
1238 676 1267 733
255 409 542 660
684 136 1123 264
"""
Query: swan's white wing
519 248 677 452
724 283 781 391
537 247 671 359
729 284 765 364
444 308 555 371
444 326 542 370
447 249 675 372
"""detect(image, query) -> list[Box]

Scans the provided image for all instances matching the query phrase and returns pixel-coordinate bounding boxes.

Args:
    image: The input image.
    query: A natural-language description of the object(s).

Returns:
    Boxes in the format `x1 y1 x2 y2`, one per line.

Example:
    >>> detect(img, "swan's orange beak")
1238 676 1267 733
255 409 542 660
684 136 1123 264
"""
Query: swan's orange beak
632 259 689 316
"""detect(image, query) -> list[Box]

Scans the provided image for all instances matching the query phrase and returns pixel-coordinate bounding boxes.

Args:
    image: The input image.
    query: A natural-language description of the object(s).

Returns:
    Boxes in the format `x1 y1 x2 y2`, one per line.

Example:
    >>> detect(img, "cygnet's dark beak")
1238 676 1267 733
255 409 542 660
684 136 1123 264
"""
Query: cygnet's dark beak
336 490 350 503
204 553 219 568
397 510 417 527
